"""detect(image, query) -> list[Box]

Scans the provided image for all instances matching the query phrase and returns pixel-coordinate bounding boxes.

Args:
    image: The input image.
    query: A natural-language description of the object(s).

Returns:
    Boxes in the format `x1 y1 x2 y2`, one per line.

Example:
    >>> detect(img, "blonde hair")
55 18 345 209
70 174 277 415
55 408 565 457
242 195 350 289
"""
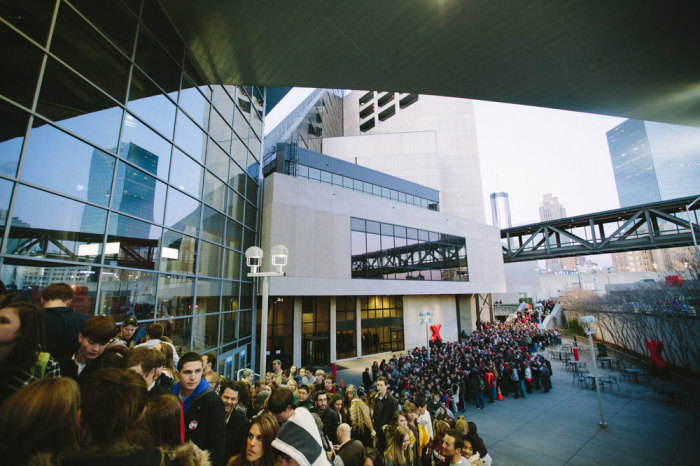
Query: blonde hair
384 425 413 465
455 416 468 436
349 398 373 434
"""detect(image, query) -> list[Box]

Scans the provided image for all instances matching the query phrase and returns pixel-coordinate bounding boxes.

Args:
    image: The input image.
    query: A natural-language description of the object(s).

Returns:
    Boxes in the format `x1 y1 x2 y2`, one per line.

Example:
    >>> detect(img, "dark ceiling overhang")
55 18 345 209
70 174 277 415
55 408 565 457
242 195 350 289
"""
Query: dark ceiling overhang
161 0 700 127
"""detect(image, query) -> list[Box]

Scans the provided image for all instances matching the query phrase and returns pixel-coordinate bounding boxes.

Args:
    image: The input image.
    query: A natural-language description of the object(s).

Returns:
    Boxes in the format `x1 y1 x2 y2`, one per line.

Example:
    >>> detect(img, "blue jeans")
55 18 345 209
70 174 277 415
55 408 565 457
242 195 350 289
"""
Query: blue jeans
519 380 527 397
474 390 485 408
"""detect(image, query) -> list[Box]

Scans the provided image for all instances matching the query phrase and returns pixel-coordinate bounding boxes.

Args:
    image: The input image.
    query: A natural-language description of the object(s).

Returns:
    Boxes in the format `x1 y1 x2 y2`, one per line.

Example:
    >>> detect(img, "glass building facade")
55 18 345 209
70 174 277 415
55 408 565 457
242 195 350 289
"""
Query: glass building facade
0 0 262 375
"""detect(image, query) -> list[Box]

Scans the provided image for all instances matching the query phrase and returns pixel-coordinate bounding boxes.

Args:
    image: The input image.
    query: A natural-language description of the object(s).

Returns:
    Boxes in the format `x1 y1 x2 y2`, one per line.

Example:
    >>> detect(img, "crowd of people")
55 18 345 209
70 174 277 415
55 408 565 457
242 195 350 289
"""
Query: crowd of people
0 282 560 466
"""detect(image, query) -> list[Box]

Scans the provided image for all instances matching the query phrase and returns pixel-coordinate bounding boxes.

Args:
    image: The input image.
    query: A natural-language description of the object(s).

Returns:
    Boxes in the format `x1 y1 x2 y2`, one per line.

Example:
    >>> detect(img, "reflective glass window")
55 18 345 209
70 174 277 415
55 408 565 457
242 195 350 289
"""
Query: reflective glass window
128 68 177 139
231 133 248 176
22 124 114 206
161 229 197 274
240 283 253 309
196 278 221 314
223 249 241 280
0 178 14 247
0 21 43 107
113 161 166 225
199 240 223 277
221 281 239 312
192 313 220 352
8 184 107 262
203 171 226 212
229 160 246 195
37 58 123 151
225 219 243 251
105 211 161 270
0 260 98 315
158 274 194 317
170 148 203 198
68 0 138 55
179 82 210 127
206 139 230 181
51 4 130 102
168 317 193 352
98 268 156 321
164 188 200 235
0 101 29 176
227 188 245 221
321 170 332 184
120 113 172 179
220 311 238 345
201 205 225 245
175 110 207 162
238 310 252 339
134 27 181 94
248 134 261 163
244 201 256 231
1 0 55 46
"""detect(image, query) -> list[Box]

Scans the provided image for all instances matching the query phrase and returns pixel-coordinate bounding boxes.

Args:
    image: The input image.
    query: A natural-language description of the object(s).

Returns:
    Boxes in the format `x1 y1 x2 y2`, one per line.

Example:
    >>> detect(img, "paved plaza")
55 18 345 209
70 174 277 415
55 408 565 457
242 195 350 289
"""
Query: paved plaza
337 340 700 465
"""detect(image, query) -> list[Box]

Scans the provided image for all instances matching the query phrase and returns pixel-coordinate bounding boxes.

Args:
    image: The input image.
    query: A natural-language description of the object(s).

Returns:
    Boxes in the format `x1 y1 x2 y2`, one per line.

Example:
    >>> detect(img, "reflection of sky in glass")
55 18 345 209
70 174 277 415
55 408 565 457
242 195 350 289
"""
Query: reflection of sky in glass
174 110 207 161
165 188 200 234
0 135 22 177
22 124 114 206
50 107 123 152
170 148 202 197
120 112 171 179
127 92 176 139
179 87 210 126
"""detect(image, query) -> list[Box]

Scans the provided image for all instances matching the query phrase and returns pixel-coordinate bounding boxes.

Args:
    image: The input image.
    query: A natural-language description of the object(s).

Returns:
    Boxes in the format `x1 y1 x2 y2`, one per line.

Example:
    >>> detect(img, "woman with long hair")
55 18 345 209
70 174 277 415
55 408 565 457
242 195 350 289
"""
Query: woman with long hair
0 377 80 464
154 341 178 384
227 413 279 466
349 398 376 446
142 394 210 465
0 296 61 405
383 425 414 466
421 420 450 466
61 368 165 465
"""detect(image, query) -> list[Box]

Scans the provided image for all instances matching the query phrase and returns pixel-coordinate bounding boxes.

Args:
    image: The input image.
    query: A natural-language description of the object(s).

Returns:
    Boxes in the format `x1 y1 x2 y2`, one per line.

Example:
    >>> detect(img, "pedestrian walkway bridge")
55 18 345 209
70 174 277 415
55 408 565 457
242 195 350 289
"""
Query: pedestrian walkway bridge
502 196 700 263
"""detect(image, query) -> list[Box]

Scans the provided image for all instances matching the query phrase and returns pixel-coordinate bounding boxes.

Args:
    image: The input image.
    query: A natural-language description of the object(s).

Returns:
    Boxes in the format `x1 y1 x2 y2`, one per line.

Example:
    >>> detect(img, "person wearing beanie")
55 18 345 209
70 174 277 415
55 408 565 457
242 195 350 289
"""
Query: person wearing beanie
271 407 331 466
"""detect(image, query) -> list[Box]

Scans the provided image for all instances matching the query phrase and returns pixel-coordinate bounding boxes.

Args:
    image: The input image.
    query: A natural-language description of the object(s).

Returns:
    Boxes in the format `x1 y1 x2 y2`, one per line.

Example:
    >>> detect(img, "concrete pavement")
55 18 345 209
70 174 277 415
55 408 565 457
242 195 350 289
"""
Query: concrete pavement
335 341 700 465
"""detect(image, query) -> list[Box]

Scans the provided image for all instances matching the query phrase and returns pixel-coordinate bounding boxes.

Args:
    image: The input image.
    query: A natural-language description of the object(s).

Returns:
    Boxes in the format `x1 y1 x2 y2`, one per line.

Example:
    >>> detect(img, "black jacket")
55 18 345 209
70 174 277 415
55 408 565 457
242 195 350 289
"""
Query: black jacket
338 439 364 466
58 348 124 386
178 382 226 466
372 393 397 451
44 307 89 361
224 407 251 460
315 407 341 445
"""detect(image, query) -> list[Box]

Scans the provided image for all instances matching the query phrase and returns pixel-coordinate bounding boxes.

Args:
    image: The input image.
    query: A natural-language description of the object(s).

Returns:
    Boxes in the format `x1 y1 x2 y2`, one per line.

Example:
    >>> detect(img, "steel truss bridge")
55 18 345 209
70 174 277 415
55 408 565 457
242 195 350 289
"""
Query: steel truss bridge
502 196 700 263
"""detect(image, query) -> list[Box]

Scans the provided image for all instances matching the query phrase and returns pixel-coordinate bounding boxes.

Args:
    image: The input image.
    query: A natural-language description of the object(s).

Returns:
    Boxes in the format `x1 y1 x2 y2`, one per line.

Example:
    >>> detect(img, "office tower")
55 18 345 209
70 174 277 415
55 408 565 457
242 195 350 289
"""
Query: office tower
490 192 512 229
539 194 576 272
323 91 486 223
607 119 700 271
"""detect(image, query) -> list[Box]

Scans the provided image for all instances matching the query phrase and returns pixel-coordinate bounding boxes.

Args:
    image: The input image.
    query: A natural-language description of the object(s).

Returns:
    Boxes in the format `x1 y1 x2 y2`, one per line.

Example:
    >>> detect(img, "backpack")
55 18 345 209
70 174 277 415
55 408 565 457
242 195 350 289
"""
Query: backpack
32 352 50 378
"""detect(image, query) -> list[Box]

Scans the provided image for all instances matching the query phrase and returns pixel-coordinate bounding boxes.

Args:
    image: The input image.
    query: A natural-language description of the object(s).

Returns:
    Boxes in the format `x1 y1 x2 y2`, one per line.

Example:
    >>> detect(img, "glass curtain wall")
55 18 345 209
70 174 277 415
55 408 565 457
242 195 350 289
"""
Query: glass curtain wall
0 0 263 363
360 295 403 354
336 296 356 360
301 296 330 367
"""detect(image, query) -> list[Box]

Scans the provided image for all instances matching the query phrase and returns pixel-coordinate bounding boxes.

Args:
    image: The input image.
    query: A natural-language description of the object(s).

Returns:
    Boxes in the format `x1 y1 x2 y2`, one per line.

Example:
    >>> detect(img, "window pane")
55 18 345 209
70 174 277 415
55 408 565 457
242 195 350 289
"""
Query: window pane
120 113 172 179
169 148 203 197
199 241 223 277
113 161 166 225
51 4 130 102
0 22 43 107
206 139 229 181
239 310 252 339
161 229 197 274
225 219 243 250
175 110 207 162
22 124 114 206
201 205 225 244
127 68 177 139
164 188 200 235
192 313 220 352
230 133 248 177
8 185 106 262
220 311 238 345
179 83 210 128
167 317 192 354
105 211 161 270
0 101 28 177
196 278 221 314
222 281 239 312
203 171 226 212
244 201 256 231
0 179 13 243
0 260 98 316
223 248 241 280
98 268 156 321
158 275 194 318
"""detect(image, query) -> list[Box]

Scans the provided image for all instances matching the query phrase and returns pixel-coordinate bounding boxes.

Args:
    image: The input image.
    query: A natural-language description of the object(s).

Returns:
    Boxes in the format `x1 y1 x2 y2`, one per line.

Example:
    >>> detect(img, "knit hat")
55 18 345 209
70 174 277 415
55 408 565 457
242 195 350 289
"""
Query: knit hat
271 407 329 466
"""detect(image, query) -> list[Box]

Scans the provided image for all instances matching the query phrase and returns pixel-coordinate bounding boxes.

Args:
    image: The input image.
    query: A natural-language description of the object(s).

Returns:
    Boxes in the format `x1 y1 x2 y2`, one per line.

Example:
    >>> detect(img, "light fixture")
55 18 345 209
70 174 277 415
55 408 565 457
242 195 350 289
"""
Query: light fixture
579 315 606 428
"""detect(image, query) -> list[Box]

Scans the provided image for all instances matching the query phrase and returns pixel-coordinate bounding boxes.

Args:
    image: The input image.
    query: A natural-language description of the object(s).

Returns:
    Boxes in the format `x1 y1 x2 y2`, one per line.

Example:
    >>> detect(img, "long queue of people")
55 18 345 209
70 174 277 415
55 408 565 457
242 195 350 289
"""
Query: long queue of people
0 282 555 466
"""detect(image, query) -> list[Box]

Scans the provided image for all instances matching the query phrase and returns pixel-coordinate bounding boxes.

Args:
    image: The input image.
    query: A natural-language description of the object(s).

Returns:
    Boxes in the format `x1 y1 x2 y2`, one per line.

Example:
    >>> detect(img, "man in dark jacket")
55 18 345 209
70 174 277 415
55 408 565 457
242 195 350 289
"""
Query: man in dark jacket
314 390 341 445
221 380 251 460
372 376 397 453
41 283 89 360
174 352 226 466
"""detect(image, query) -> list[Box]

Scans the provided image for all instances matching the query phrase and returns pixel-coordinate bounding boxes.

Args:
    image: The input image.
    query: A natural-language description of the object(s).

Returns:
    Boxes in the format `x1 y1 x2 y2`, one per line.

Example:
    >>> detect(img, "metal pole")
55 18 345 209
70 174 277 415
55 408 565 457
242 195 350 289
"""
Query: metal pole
686 200 700 264
588 331 607 428
425 319 431 360
259 276 270 377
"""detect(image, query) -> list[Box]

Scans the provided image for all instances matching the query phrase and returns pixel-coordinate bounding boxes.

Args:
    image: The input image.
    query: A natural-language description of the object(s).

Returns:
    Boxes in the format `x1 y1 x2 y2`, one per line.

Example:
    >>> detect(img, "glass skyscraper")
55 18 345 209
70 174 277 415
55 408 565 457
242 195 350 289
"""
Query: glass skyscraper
0 0 262 375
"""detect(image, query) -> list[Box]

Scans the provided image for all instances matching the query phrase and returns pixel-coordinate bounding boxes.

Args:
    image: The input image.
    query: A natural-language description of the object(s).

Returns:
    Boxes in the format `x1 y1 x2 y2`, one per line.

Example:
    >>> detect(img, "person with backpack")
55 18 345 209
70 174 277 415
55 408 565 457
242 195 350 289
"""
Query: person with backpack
0 294 61 405
470 369 485 410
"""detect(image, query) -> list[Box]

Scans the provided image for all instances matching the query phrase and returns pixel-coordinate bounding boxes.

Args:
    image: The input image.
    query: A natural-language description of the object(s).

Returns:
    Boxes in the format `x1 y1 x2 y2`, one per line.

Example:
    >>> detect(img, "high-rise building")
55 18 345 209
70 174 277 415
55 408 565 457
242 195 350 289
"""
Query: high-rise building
0 0 262 378
490 192 512 229
607 119 700 271
323 91 486 223
539 194 576 272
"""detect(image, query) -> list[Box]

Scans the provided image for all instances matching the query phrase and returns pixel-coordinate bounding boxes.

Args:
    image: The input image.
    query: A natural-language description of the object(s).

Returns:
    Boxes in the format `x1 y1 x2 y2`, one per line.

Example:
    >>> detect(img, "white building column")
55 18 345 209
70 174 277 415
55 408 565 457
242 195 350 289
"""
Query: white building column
356 297 362 357
292 297 302 367
330 296 337 363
